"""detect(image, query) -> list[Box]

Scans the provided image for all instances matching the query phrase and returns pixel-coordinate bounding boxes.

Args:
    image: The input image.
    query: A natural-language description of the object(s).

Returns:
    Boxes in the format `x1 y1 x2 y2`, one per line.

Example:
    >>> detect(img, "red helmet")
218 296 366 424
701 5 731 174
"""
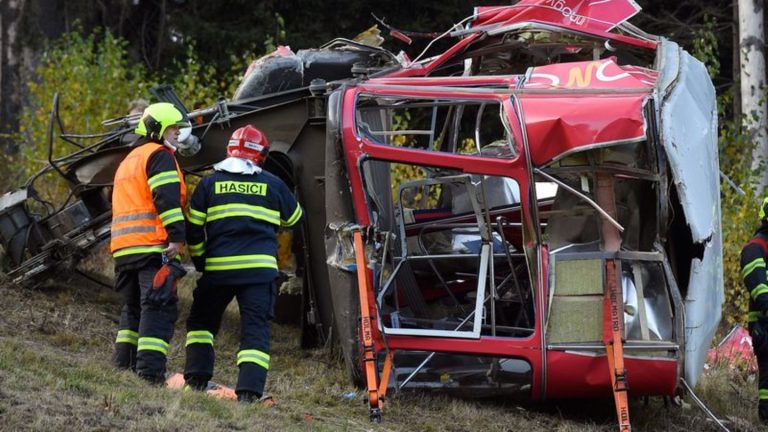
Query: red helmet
227 125 269 164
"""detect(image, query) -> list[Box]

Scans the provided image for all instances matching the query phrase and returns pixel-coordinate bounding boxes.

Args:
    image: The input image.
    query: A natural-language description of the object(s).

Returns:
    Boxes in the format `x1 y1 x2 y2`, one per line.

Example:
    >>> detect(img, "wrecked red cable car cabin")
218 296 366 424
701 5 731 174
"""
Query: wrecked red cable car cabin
0 1 722 426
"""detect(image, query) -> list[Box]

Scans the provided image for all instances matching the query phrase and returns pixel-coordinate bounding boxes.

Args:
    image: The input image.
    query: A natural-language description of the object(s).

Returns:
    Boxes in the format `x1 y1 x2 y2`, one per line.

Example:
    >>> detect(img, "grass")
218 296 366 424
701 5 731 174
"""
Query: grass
0 251 763 431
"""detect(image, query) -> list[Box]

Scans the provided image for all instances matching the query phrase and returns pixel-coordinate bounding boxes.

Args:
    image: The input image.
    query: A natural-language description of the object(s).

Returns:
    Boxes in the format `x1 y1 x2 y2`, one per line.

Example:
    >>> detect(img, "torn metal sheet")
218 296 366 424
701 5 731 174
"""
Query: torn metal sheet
325 222 362 272
659 42 720 242
684 232 724 386
657 40 722 387
472 0 641 33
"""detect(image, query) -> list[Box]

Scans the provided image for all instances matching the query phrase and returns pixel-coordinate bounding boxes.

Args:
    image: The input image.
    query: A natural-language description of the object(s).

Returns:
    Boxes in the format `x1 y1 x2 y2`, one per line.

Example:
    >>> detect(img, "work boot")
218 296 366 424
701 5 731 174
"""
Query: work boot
112 344 137 371
184 376 208 392
138 373 165 386
760 402 768 425
237 391 259 403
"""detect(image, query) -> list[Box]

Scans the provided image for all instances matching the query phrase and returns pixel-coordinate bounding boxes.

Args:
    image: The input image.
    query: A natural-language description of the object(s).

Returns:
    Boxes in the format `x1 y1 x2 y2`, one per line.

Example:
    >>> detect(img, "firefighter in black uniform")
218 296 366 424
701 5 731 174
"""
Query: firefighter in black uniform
183 125 302 402
740 198 768 424
111 102 190 383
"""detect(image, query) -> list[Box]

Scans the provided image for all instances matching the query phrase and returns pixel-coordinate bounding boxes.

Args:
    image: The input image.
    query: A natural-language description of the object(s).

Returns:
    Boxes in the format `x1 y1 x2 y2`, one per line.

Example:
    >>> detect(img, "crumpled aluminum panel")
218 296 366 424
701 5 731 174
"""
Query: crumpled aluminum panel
658 39 723 387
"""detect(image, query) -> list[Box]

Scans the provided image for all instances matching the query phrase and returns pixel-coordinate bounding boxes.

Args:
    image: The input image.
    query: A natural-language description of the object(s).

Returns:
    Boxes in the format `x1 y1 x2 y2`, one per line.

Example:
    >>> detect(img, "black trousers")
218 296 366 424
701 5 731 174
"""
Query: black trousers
113 263 178 381
184 275 275 396
750 321 768 421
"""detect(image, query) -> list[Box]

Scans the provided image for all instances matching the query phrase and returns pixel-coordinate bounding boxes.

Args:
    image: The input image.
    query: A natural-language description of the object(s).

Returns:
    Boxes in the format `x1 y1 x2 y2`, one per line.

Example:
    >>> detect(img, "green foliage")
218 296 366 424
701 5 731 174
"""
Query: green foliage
388 110 443 208
168 43 249 110
720 115 756 326
263 12 288 53
18 30 149 201
17 29 248 205
692 15 720 80
693 18 756 326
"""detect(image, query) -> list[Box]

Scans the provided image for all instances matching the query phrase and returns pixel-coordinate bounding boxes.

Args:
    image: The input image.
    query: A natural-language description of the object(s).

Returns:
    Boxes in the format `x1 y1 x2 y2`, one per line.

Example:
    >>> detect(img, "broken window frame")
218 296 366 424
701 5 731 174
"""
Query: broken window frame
524 101 684 358
405 20 658 80
354 94 520 159
546 251 683 353
358 157 537 340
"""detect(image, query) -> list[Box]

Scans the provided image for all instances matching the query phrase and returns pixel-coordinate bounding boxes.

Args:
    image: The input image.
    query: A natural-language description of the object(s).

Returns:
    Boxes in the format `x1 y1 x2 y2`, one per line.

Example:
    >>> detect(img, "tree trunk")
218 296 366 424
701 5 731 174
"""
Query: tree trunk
0 0 27 153
739 0 768 192
734 0 742 120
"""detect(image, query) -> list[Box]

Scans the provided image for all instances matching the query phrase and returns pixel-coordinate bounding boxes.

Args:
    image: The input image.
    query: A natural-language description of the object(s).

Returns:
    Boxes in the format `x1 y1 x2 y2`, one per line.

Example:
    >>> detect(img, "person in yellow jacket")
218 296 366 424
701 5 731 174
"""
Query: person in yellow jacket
111 102 190 383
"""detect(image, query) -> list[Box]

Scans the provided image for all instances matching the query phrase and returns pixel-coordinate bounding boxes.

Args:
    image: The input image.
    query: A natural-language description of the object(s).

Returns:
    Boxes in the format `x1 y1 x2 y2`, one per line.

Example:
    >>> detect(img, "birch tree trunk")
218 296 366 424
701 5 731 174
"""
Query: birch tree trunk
739 0 768 192
0 0 26 153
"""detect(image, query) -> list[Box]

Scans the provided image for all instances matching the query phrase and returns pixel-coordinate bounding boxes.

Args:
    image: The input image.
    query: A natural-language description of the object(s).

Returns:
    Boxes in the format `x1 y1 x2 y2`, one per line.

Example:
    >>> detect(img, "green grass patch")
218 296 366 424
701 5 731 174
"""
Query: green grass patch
0 271 764 431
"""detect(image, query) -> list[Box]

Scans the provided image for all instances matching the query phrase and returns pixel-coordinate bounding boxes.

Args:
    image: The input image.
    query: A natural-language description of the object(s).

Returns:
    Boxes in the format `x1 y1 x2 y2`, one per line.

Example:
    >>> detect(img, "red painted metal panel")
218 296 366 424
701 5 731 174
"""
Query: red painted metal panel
382 334 544 399
341 88 371 225
519 93 647 166
473 1 641 34
367 76 521 87
525 59 657 90
545 351 679 398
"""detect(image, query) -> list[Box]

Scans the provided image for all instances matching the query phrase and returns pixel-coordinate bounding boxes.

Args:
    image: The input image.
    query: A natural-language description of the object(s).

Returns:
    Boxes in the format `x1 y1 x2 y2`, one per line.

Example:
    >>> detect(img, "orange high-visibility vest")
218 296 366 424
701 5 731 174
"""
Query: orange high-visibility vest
110 143 187 254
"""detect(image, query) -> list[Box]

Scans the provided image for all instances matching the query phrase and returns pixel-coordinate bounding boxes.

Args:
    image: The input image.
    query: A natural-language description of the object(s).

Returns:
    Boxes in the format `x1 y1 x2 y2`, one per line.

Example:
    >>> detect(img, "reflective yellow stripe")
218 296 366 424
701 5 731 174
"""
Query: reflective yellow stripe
185 330 214 347
189 208 207 226
113 212 156 224
752 284 768 300
112 225 156 238
750 311 761 323
188 242 205 257
148 170 180 191
137 337 169 355
159 207 184 225
113 245 165 258
206 204 280 225
742 258 766 279
115 329 139 345
205 254 278 271
236 349 270 369
761 389 768 400
281 205 302 227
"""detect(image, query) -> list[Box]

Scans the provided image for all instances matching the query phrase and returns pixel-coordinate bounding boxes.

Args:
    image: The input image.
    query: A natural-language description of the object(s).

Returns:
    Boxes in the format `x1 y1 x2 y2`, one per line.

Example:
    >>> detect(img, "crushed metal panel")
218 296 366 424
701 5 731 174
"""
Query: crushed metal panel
525 59 657 90
685 231 724 386
658 40 723 386
471 1 641 33
519 92 648 166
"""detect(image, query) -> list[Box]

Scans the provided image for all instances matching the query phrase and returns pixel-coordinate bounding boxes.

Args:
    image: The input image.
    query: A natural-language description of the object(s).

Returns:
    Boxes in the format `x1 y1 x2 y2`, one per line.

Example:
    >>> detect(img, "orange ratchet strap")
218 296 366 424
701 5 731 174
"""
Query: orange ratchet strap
353 230 392 423
603 259 631 432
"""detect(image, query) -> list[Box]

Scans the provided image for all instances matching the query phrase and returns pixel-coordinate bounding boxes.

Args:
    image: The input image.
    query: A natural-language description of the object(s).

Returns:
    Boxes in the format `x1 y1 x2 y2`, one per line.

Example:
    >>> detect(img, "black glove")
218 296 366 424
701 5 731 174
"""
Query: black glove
149 260 187 305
